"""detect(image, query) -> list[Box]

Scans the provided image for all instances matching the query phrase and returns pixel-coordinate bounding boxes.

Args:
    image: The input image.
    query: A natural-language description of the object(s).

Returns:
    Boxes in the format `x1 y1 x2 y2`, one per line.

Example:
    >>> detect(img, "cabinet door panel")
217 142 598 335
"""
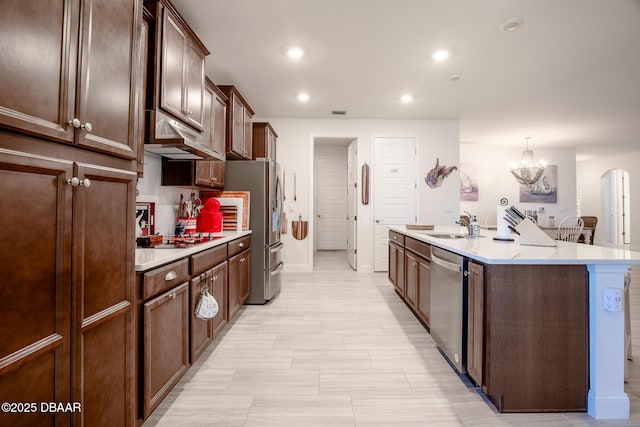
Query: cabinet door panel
184 43 205 130
0 148 72 426
0 0 76 143
161 10 186 120
467 261 484 385
143 282 189 418
230 96 244 157
243 107 252 159
212 93 226 157
227 253 241 320
416 256 431 327
210 262 228 337
72 162 136 426
405 252 418 309
76 0 139 159
240 250 251 303
190 273 213 363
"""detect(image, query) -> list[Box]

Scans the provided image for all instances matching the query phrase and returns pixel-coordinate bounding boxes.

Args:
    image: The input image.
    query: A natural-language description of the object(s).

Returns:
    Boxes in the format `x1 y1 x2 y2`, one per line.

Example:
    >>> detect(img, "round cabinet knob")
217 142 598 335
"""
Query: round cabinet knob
67 177 80 187
68 118 82 128
239 243 244 248
82 122 93 132
80 178 91 188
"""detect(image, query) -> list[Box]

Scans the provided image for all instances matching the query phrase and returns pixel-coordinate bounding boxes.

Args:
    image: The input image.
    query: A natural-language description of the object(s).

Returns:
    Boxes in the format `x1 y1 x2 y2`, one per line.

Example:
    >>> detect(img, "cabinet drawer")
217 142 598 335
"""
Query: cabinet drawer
228 235 250 257
389 230 405 246
190 244 227 276
143 259 190 300
406 237 430 259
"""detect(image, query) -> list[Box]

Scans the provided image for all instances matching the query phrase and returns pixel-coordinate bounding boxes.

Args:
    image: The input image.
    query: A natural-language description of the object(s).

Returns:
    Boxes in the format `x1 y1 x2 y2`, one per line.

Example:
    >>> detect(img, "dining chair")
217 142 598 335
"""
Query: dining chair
557 216 584 242
579 216 598 245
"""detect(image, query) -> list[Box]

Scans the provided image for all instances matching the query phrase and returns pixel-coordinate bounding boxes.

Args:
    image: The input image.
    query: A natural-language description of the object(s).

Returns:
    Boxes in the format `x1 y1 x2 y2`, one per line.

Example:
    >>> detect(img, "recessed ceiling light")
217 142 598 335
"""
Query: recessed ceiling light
500 18 523 31
401 94 413 103
297 93 310 102
432 49 450 62
287 47 304 59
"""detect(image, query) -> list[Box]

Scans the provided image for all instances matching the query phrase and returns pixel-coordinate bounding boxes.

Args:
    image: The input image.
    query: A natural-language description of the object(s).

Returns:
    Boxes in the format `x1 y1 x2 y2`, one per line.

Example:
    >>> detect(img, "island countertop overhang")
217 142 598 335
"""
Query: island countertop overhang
388 225 640 266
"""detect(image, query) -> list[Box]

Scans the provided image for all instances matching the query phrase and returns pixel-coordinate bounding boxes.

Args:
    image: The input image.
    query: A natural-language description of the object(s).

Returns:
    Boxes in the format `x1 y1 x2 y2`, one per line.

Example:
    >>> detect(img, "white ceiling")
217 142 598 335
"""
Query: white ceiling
170 0 640 161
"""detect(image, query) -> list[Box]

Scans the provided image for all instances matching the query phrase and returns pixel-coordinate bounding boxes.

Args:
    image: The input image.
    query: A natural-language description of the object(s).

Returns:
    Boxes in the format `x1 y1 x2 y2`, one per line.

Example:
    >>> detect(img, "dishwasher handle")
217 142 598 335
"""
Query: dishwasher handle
431 252 462 272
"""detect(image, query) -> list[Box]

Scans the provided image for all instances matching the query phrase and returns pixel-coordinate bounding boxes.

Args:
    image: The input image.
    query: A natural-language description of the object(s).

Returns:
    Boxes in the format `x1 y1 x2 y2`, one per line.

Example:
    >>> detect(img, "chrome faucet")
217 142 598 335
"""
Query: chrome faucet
457 211 480 237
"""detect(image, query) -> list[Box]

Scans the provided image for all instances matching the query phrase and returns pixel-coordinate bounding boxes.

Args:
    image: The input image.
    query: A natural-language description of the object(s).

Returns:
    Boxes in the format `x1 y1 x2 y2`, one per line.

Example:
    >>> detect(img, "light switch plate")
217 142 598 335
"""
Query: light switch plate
603 288 623 312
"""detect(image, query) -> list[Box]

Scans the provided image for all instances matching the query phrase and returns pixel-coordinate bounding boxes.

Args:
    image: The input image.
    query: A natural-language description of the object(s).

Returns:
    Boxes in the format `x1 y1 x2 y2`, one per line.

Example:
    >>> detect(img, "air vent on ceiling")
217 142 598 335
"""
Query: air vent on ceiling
331 110 347 115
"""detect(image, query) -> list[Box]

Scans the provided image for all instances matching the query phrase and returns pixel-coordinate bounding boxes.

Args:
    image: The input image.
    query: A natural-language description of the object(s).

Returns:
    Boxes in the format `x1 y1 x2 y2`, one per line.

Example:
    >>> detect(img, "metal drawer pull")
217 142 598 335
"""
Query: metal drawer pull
165 271 178 281
169 292 176 299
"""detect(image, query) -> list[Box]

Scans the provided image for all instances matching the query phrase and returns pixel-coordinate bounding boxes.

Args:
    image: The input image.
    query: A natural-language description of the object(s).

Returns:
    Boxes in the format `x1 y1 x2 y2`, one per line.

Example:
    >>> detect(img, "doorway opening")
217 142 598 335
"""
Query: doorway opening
312 136 358 271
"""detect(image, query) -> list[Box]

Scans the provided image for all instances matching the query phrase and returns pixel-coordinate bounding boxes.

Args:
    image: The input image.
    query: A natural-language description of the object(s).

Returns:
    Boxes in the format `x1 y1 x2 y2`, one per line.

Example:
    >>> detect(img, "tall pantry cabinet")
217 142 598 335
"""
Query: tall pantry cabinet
0 1 142 426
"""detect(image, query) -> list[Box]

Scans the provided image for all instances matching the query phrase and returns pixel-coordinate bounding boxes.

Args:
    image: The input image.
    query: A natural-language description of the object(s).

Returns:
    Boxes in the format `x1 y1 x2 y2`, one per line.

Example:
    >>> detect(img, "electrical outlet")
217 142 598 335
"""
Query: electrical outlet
603 288 623 312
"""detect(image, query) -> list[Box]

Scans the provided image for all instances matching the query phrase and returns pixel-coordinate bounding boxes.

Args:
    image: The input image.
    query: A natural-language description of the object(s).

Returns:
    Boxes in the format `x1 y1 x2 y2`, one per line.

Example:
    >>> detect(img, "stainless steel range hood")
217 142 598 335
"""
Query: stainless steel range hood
144 110 223 160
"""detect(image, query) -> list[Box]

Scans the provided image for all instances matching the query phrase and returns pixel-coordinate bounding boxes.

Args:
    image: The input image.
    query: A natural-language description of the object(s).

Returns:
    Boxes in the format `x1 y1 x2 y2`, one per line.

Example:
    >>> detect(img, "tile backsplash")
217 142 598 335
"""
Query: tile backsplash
136 153 197 238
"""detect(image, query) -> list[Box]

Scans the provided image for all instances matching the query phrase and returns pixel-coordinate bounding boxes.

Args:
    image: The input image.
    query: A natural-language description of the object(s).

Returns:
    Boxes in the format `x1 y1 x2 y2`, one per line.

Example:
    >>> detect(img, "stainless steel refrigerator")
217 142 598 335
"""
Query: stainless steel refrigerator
225 159 283 304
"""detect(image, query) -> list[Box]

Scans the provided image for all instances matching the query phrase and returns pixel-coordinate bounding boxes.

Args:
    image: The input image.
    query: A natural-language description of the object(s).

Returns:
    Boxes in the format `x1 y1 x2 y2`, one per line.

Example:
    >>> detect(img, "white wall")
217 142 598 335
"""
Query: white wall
577 151 640 249
460 144 578 227
257 117 460 273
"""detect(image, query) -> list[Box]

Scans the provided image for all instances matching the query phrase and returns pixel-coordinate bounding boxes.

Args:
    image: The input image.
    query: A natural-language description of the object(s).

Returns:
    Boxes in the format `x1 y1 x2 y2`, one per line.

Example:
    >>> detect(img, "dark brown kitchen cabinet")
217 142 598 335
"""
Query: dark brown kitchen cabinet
0 0 142 160
481 264 588 412
190 262 227 362
145 0 208 131
466 261 484 386
252 122 278 160
228 239 251 320
218 85 255 160
143 282 190 418
136 14 151 176
405 238 431 327
0 135 137 427
388 242 405 297
189 245 228 363
159 78 227 189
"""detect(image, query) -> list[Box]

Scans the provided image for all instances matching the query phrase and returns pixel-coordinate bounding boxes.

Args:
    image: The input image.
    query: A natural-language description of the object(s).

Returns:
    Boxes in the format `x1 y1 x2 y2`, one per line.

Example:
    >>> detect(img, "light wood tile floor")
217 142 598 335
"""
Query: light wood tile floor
143 251 640 427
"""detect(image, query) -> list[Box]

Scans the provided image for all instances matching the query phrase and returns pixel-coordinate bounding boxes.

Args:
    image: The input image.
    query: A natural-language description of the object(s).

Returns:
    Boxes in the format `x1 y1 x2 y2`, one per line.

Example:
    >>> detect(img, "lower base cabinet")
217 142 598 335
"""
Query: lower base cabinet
466 261 484 386
228 249 250 320
143 282 190 418
190 261 228 363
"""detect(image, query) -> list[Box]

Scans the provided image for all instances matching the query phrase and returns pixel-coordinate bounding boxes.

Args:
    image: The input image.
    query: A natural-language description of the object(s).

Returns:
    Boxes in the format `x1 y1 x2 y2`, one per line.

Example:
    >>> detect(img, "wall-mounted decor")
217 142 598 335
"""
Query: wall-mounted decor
460 163 478 201
136 202 155 237
361 163 370 205
519 165 557 203
425 158 457 188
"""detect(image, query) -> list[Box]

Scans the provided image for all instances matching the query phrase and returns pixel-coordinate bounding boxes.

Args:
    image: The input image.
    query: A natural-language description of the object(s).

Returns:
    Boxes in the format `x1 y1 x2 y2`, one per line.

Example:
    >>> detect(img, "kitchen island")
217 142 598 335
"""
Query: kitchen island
388 225 640 420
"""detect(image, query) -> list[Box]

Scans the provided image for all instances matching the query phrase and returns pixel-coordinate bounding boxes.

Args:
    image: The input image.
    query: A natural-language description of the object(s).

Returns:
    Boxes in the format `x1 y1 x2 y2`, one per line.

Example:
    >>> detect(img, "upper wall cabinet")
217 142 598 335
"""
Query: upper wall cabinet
218 86 254 160
0 0 142 160
252 122 277 161
145 0 209 132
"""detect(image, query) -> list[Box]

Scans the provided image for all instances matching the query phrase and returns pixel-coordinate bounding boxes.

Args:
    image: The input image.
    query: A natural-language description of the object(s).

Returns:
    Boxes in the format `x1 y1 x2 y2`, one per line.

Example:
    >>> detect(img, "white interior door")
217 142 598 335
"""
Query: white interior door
316 156 348 250
373 137 417 271
347 140 357 270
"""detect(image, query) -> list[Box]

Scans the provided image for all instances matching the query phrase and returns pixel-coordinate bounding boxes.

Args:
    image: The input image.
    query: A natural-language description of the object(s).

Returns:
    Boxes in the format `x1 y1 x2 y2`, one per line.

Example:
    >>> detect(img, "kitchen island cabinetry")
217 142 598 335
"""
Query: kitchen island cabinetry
388 231 405 297
0 0 141 160
218 85 254 160
466 261 484 387
387 226 640 418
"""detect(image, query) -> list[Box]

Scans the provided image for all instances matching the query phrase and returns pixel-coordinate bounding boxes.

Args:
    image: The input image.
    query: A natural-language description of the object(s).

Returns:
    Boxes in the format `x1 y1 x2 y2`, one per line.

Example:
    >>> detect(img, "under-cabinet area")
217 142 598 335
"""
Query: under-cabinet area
388 228 589 413
134 232 251 423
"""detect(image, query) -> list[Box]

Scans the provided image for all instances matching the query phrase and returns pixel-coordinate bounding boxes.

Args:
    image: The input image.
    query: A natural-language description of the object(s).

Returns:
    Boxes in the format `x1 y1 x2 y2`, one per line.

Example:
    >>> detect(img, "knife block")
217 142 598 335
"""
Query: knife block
516 218 557 247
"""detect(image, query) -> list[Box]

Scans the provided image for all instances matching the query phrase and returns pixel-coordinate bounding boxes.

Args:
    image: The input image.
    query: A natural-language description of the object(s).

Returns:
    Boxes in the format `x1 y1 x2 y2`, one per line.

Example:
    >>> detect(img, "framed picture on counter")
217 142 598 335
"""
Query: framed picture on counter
136 202 155 237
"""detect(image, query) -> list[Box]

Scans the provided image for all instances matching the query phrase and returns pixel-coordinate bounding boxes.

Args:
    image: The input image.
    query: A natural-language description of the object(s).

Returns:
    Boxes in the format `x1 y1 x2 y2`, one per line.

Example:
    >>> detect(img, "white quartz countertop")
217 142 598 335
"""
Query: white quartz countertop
135 230 252 272
389 225 640 265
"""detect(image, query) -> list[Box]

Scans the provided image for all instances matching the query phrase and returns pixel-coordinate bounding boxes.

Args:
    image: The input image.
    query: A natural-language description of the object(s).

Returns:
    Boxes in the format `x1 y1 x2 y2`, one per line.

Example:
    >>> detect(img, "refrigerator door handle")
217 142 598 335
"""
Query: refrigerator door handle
270 242 284 253
270 262 284 276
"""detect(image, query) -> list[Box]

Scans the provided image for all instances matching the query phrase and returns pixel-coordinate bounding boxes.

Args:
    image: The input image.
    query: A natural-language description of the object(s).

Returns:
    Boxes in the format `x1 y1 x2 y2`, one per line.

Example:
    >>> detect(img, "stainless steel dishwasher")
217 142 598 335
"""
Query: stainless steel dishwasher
430 246 467 373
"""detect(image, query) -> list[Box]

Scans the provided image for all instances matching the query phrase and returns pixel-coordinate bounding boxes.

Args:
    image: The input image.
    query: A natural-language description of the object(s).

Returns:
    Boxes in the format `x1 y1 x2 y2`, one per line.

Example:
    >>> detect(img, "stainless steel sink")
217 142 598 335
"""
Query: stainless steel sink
422 233 466 239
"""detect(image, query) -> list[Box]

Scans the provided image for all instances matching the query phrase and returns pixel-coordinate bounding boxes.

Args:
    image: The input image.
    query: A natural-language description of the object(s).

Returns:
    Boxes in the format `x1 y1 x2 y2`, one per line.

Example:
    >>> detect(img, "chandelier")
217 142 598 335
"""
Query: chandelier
510 137 545 185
